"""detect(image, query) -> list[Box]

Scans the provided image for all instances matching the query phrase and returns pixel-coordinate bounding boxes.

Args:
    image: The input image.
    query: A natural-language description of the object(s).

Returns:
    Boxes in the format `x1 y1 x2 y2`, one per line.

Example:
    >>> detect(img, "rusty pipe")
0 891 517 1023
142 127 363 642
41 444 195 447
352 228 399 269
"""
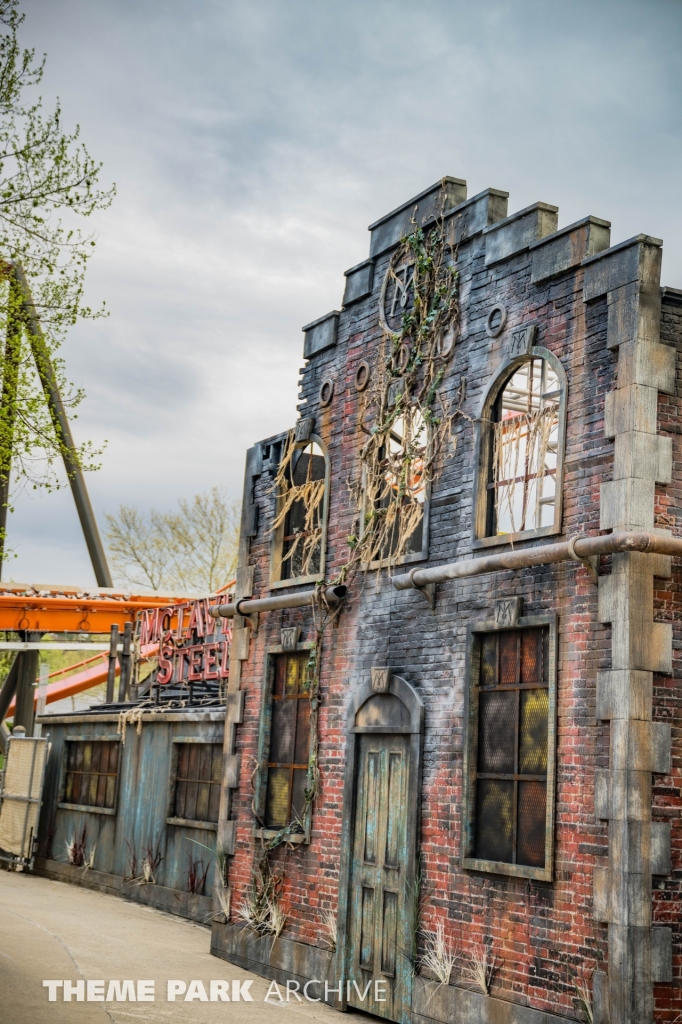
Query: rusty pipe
392 531 682 592
210 585 347 619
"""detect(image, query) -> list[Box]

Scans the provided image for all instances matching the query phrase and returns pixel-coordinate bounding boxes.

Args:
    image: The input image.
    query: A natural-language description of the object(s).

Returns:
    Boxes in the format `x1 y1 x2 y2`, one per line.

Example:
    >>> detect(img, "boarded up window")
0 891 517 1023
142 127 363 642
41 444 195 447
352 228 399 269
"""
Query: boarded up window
63 740 120 810
264 651 311 831
473 627 549 868
173 743 222 823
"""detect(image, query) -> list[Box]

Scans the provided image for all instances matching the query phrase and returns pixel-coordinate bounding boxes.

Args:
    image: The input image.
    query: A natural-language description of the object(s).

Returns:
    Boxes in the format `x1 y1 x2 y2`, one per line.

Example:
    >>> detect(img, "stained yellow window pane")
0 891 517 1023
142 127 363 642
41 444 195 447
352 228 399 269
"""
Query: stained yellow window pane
265 768 291 829
518 688 549 775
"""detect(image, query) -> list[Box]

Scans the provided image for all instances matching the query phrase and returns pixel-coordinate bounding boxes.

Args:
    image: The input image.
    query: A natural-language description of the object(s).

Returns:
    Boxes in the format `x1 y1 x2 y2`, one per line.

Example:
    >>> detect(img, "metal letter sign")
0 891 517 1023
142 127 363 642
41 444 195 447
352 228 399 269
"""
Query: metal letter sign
379 262 415 335
295 417 314 443
371 666 392 693
509 324 537 358
494 597 523 628
280 627 301 651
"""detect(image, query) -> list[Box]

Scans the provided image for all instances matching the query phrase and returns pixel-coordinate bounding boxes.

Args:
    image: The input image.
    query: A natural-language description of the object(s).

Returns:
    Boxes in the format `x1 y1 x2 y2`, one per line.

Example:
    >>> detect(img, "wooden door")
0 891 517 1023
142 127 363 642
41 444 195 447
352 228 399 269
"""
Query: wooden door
348 733 411 1022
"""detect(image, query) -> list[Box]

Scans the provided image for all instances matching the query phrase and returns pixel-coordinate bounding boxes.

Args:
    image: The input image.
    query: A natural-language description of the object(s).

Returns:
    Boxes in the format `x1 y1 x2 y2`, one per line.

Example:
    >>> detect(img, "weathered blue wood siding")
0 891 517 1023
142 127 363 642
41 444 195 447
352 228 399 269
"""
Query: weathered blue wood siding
37 709 224 896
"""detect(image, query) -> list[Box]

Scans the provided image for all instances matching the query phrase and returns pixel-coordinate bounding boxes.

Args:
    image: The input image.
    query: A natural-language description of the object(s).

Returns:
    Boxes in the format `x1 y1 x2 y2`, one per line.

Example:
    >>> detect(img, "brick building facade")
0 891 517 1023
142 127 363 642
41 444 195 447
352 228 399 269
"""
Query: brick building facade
210 177 682 1024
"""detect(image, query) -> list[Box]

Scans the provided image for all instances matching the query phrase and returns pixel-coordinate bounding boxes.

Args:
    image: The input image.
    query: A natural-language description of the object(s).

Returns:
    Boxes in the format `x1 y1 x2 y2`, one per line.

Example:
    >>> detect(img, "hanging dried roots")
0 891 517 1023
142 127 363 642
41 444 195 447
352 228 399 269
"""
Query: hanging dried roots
345 185 467 576
269 431 325 578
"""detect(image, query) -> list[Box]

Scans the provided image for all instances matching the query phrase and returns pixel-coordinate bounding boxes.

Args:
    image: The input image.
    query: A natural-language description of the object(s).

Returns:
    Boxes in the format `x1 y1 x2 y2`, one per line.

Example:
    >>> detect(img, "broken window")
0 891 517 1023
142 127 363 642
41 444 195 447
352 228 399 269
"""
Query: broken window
489 358 560 534
170 742 222 825
261 650 312 834
62 740 120 811
462 623 557 881
361 403 429 565
270 437 329 586
474 353 566 545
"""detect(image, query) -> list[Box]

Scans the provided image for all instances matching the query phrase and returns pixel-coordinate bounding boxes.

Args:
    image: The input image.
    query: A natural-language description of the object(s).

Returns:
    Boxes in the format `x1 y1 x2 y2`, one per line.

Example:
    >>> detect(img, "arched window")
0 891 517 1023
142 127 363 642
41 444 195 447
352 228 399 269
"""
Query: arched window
474 350 566 545
270 436 330 587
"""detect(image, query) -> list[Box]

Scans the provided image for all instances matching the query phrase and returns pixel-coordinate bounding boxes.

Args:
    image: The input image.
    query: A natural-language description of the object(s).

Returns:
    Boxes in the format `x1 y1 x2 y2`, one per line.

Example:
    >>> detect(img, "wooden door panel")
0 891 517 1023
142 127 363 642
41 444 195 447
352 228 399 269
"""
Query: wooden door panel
380 889 398 977
384 750 404 870
360 886 376 970
348 733 411 1022
363 750 381 864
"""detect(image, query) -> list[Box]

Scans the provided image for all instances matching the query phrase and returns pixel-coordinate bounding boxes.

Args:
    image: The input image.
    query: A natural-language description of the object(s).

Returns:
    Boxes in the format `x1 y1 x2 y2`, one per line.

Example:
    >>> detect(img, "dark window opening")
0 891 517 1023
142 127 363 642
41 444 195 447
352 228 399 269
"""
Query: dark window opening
173 743 222 823
281 442 326 580
64 740 119 809
473 627 549 868
264 651 311 831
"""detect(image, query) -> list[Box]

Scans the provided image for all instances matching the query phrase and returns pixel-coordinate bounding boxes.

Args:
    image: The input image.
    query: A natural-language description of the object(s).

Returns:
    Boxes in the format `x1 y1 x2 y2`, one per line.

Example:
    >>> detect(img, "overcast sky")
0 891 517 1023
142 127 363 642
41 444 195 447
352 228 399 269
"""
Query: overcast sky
9 0 682 587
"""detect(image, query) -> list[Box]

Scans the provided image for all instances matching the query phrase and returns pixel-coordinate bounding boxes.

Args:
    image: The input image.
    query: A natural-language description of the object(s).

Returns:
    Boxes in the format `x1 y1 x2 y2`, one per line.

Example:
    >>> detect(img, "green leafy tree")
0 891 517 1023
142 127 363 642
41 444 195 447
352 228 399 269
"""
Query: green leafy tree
0 0 114 514
105 488 240 594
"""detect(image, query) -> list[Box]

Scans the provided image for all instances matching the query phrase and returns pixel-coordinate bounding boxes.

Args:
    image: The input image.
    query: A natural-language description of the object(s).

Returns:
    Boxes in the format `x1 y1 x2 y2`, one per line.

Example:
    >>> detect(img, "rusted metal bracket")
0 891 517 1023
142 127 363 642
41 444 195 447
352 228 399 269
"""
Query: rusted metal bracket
235 602 259 635
407 568 436 610
566 534 599 584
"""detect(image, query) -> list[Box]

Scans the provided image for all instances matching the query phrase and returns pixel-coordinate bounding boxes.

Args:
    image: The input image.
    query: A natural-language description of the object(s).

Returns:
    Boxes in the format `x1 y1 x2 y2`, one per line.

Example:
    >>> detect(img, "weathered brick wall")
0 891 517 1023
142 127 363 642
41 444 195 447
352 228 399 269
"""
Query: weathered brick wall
653 296 682 1022
223 188 680 1021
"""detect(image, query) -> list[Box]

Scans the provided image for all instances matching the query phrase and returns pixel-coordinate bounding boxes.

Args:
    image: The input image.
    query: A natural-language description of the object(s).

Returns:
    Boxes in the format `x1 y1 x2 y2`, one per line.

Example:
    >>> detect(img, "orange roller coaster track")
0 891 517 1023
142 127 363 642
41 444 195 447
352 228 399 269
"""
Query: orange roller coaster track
0 583 192 633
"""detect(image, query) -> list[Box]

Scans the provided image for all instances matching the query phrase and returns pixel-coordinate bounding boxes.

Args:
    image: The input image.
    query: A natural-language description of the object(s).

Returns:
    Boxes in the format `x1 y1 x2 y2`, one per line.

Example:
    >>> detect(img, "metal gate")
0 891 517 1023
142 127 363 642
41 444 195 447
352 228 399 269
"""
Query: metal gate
0 735 49 867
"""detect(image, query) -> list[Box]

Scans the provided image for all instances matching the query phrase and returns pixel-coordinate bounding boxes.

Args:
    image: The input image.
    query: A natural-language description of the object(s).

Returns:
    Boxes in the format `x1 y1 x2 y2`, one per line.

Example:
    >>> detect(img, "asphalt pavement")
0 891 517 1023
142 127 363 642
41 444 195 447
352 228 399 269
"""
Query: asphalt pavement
0 869 343 1024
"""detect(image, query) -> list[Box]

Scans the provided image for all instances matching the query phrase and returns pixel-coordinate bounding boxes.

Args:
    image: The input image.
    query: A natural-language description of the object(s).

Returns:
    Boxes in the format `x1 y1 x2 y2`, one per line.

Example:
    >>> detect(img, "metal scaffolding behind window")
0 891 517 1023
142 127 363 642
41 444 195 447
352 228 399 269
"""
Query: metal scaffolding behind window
63 740 119 810
462 620 557 881
489 359 560 536
263 651 311 832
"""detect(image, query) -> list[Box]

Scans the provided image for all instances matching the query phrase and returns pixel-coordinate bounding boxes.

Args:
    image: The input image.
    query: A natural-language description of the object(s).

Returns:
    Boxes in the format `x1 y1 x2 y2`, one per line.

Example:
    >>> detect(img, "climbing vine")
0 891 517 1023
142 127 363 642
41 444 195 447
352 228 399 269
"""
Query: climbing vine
269 433 325 579
344 192 466 576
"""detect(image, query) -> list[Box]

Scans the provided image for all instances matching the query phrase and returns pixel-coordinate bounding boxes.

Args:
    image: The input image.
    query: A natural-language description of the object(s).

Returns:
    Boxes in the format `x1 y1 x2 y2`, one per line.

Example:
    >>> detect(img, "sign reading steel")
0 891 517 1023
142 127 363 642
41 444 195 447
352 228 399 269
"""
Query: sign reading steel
139 600 232 686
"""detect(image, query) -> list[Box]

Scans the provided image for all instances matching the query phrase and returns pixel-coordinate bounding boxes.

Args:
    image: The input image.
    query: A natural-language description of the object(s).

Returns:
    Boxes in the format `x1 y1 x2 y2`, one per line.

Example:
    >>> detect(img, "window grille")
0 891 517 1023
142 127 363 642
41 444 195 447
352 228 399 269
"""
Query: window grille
63 740 119 810
263 651 311 831
173 743 222 824
463 623 556 879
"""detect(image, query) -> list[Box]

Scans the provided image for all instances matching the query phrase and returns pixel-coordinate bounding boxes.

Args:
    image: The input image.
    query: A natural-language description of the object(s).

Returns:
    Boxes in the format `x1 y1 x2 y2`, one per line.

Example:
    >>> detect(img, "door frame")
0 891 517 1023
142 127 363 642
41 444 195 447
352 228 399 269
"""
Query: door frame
335 673 424 1023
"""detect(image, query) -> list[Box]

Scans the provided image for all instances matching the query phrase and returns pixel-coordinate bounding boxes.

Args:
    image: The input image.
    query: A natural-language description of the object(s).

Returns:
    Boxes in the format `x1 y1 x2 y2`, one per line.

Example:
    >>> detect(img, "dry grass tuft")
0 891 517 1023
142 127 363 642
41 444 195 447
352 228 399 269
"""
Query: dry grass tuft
419 920 457 986
457 941 497 995
573 976 593 1024
320 907 337 953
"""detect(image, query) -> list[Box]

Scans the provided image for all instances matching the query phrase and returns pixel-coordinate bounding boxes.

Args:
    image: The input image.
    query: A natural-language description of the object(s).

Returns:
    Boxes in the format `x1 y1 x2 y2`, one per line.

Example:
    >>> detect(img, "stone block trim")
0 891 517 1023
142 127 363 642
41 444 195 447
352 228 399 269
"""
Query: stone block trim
482 201 558 265
588 232 676 1023
368 176 467 257
530 214 611 284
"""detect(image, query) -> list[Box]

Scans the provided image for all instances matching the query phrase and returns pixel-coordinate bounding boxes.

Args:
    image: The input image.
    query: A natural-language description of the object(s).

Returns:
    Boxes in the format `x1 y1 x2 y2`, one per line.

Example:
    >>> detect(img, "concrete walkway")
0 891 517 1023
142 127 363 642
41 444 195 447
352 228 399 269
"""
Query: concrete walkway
0 869 343 1024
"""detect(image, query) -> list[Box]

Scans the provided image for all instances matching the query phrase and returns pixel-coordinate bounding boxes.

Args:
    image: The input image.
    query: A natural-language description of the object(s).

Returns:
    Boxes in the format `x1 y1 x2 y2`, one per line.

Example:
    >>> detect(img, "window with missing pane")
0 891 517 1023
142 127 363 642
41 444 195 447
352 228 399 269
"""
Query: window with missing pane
271 438 330 587
361 405 429 565
489 359 559 535
262 651 312 833
473 350 566 548
462 623 557 880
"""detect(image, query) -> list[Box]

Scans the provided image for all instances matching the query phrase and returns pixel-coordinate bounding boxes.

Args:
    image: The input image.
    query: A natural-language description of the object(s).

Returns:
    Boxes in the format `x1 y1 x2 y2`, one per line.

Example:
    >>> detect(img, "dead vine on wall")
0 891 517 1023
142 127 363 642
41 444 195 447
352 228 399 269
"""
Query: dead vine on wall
269 433 325 579
344 191 467 575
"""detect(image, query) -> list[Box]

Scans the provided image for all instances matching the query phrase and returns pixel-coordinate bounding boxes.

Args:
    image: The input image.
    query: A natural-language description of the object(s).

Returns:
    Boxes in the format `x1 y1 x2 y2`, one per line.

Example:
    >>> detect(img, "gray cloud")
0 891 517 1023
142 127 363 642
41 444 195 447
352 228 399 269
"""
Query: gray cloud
8 0 682 583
